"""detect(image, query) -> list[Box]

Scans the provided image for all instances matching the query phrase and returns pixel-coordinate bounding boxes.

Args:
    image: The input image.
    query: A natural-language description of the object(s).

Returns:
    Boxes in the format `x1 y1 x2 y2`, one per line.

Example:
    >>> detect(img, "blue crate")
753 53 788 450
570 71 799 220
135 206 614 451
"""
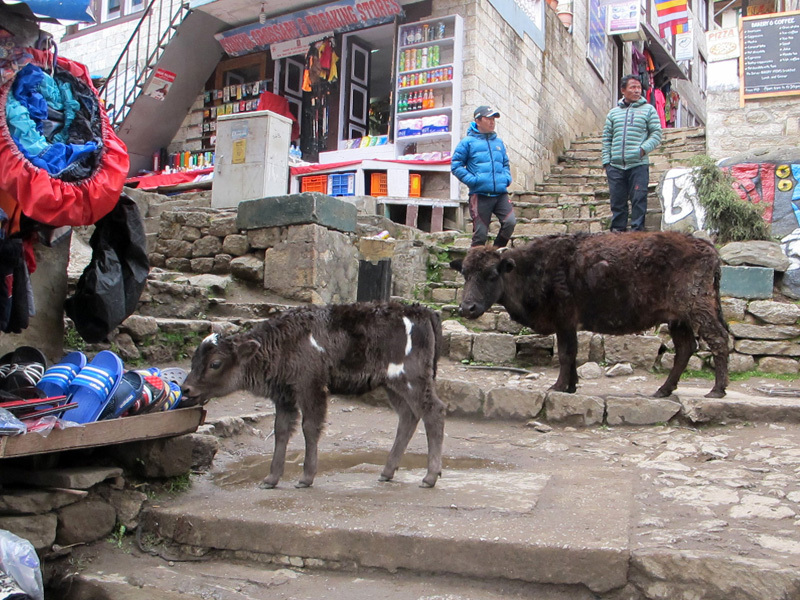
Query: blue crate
328 172 356 196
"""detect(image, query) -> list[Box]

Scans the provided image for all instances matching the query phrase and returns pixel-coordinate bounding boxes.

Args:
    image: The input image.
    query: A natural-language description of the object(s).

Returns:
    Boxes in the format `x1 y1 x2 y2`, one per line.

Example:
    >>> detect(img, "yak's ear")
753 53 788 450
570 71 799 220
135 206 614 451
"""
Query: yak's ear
236 339 261 362
499 257 516 273
449 259 463 273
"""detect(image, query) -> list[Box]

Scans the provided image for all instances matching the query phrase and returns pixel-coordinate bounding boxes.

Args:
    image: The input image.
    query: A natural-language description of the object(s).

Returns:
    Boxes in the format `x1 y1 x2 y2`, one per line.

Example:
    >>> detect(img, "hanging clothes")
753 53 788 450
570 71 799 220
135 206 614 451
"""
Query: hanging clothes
0 48 129 227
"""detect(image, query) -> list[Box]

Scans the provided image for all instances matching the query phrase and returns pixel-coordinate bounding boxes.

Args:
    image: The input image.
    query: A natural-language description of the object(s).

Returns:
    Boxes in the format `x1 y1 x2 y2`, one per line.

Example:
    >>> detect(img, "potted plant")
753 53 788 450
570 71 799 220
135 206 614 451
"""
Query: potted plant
556 0 573 27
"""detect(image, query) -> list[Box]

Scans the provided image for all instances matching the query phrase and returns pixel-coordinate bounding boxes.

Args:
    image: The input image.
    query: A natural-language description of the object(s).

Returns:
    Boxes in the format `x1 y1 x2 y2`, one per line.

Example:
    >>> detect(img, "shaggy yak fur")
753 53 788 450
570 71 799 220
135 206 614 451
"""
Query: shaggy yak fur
182 302 446 488
450 231 729 398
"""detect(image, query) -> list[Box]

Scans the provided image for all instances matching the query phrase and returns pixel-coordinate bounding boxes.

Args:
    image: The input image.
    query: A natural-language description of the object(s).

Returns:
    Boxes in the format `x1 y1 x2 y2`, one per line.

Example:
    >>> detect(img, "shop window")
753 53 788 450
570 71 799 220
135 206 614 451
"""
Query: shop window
70 0 144 33
698 53 707 96
692 0 708 31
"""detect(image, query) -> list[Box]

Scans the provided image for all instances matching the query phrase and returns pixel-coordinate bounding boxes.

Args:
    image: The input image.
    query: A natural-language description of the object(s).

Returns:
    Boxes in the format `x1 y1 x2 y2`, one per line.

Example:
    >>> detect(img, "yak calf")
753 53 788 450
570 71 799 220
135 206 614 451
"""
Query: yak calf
182 302 445 488
450 231 729 398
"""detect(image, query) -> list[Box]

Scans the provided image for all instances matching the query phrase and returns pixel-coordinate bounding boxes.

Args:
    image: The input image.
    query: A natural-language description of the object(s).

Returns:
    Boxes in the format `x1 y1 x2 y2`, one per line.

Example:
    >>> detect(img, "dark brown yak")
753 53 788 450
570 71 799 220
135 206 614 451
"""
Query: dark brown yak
181 302 445 488
450 231 729 398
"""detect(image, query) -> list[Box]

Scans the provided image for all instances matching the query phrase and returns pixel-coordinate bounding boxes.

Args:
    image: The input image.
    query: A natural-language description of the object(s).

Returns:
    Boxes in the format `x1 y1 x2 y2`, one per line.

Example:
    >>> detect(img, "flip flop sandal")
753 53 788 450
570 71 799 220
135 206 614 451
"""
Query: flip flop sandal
160 367 188 386
36 351 87 398
0 346 47 390
65 350 123 424
98 371 144 420
162 380 182 411
127 372 168 415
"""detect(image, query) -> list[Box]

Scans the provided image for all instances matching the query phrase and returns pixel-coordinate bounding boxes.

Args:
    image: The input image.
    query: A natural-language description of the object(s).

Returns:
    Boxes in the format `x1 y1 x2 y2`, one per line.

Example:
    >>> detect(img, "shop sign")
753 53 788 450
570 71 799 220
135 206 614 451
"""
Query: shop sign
587 0 608 78
674 30 693 61
605 0 640 35
271 31 334 60
216 0 404 57
706 26 740 62
144 68 175 101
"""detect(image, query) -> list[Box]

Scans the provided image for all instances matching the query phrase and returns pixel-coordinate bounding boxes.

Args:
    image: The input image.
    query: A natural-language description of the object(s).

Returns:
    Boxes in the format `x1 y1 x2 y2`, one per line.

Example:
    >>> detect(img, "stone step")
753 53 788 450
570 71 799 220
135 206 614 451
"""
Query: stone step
142 466 633 595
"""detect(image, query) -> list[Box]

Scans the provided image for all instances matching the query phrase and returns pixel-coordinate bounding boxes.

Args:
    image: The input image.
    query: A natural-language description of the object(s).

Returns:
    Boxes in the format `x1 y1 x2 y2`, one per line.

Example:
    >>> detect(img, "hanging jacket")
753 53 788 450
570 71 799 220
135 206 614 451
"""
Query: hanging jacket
601 96 662 170
451 122 511 195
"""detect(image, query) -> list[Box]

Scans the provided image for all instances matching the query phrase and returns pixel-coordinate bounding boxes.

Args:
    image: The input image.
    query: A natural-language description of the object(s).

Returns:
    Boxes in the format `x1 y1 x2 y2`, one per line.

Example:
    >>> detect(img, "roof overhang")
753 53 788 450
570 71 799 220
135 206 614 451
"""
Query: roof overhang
643 23 688 80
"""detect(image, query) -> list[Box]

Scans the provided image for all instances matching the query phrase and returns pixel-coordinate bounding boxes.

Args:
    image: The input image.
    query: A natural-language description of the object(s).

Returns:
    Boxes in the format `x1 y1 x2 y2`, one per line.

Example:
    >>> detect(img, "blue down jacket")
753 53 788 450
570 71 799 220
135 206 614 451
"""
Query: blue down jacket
451 122 511 195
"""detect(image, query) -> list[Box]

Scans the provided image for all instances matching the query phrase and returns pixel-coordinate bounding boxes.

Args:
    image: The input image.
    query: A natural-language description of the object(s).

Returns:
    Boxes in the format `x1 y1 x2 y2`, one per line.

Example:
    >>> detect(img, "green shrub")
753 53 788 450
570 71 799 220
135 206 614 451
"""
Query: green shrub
689 155 771 243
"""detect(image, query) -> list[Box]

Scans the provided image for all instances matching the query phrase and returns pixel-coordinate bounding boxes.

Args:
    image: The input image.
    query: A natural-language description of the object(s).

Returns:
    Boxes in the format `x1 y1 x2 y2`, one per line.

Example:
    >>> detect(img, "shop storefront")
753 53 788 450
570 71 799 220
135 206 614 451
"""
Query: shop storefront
184 0 465 229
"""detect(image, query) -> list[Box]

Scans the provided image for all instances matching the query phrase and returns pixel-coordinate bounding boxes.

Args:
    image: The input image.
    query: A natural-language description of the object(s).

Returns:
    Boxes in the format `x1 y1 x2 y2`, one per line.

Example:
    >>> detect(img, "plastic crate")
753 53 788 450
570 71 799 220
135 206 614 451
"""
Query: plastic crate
301 175 328 193
328 172 356 196
409 173 422 197
370 172 388 197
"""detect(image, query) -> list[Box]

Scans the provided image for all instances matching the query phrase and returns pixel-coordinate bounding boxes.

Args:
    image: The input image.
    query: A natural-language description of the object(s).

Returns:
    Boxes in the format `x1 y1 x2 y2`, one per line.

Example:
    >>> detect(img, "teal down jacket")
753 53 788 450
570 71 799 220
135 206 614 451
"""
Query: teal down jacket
451 122 511 195
601 97 662 170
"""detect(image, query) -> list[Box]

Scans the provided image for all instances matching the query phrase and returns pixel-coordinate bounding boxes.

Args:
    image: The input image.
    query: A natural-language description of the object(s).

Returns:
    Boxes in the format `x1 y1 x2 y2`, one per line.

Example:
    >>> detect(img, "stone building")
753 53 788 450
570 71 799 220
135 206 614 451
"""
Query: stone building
42 0 710 199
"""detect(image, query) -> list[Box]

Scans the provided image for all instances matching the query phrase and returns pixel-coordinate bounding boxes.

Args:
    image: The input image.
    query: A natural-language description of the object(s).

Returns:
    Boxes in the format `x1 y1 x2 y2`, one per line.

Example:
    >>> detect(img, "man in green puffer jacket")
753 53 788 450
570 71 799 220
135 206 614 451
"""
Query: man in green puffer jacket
601 75 662 232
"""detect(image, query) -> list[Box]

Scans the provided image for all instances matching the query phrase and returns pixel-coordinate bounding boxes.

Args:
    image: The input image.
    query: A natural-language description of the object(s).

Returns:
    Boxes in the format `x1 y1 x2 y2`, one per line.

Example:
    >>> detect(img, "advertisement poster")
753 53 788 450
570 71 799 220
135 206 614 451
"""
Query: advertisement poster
587 0 608 78
706 26 740 62
674 30 693 61
144 68 176 101
606 0 639 35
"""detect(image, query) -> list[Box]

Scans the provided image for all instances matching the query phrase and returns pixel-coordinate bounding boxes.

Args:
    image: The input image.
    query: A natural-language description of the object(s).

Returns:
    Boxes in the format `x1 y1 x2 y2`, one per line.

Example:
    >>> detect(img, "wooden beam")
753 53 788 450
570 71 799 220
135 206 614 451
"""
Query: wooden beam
0 407 206 459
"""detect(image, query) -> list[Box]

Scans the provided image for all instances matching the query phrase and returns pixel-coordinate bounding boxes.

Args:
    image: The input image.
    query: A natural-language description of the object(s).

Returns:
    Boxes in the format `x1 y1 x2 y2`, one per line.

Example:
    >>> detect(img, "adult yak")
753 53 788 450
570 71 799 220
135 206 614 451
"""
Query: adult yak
450 231 729 398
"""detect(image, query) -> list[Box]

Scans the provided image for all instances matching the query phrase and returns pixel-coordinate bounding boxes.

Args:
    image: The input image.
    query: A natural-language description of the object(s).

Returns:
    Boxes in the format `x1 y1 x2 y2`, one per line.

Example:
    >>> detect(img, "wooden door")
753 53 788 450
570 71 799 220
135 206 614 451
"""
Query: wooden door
343 37 371 139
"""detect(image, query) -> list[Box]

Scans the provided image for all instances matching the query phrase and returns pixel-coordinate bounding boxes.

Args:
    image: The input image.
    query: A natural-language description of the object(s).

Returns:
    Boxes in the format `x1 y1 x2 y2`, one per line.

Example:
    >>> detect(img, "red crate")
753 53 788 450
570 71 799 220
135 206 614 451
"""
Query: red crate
301 175 328 193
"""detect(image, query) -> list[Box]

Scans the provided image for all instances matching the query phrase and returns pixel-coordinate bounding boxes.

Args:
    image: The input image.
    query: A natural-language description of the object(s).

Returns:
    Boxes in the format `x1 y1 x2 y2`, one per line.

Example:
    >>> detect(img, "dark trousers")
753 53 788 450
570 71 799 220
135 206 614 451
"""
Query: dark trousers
469 193 517 247
606 164 649 232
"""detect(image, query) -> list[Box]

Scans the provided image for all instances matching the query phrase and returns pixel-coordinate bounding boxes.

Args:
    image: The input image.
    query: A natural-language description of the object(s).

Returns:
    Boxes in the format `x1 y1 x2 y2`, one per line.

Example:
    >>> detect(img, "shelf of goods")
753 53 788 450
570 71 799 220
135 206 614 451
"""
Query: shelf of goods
201 79 271 149
394 14 463 201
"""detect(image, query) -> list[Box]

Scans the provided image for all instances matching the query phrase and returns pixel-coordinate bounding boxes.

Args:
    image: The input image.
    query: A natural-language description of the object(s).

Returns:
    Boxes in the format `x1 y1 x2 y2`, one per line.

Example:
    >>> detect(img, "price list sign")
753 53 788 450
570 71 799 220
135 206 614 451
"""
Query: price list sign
741 11 800 102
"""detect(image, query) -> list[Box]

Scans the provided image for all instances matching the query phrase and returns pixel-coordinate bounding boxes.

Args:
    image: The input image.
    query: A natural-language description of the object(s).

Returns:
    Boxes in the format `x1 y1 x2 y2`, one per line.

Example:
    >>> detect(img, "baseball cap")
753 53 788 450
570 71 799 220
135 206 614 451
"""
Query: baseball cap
474 105 500 119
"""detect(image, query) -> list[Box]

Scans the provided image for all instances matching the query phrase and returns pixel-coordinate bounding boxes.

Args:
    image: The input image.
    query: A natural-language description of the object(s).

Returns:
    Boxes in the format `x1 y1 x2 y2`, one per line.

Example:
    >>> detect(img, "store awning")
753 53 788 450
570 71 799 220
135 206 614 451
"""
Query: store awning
643 24 688 81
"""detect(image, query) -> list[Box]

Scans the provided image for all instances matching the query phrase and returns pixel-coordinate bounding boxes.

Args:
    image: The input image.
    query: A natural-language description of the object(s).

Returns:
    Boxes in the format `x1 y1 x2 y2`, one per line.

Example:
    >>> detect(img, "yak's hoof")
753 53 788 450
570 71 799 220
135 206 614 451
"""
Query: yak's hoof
705 389 726 399
653 388 673 398
420 474 439 488
548 384 568 393
378 474 393 482
295 480 313 488
259 480 278 489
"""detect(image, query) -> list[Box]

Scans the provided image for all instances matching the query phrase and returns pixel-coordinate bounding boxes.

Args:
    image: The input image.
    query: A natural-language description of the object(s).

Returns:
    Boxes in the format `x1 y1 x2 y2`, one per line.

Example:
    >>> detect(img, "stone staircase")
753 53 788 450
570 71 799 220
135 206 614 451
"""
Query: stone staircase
506 126 706 238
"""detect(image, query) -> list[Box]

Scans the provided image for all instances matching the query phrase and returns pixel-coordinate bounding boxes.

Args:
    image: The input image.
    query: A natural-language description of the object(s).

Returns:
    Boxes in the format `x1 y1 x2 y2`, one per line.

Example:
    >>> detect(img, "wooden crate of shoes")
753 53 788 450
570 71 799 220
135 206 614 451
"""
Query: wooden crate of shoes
0 346 204 458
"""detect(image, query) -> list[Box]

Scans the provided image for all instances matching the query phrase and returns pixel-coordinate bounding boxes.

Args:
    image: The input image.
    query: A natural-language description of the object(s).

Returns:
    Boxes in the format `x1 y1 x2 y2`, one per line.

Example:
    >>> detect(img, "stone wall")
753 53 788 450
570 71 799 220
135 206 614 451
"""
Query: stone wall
437 0 614 191
148 205 428 304
706 63 800 160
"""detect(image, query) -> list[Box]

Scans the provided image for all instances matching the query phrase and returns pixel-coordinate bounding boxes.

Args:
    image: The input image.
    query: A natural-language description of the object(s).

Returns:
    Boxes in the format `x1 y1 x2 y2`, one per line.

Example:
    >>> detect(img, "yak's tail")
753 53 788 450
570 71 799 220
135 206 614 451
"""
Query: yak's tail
430 309 443 379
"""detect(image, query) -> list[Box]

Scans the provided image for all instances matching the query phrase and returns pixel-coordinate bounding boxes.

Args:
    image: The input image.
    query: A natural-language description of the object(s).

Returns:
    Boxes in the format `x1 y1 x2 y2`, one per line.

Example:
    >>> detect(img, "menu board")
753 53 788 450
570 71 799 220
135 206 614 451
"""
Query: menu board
741 11 800 100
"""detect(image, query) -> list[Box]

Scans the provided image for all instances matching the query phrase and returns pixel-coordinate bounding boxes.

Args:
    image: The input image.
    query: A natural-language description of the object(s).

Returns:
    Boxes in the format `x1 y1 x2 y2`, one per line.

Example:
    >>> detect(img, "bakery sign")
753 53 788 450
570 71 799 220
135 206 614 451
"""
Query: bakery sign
706 26 740 62
216 0 404 57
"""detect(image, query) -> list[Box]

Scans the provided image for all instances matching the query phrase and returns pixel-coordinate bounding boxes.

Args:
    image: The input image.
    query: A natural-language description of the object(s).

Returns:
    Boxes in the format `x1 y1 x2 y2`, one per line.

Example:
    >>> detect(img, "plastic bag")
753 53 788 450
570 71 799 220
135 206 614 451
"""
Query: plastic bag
0 409 26 437
64 193 150 343
0 530 43 600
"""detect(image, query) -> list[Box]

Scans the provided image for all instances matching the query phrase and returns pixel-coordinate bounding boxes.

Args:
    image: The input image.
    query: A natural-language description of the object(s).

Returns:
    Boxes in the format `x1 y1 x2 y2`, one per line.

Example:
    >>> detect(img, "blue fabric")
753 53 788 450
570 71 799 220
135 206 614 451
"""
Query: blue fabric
6 64 97 175
792 165 800 202
451 122 512 196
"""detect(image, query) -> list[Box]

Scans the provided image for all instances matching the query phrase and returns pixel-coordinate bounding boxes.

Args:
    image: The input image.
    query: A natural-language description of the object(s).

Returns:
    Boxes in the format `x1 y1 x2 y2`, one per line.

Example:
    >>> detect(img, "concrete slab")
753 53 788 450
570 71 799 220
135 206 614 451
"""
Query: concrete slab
144 465 632 593
675 387 800 423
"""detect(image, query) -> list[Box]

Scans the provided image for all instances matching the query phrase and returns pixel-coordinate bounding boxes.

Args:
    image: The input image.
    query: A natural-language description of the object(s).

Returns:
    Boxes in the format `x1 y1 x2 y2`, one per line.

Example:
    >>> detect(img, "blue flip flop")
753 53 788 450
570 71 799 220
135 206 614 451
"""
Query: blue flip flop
98 370 144 420
65 351 123 424
36 351 87 398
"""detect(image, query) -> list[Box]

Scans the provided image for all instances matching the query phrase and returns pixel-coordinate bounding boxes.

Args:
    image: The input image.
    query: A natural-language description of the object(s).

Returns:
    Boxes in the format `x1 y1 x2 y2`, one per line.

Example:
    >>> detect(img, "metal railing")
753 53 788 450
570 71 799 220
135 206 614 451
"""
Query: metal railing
98 0 190 129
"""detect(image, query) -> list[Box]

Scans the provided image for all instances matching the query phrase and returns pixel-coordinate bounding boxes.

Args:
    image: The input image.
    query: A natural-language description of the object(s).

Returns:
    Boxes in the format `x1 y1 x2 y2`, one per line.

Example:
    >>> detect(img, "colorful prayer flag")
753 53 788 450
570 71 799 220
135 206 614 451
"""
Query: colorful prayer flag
655 0 689 36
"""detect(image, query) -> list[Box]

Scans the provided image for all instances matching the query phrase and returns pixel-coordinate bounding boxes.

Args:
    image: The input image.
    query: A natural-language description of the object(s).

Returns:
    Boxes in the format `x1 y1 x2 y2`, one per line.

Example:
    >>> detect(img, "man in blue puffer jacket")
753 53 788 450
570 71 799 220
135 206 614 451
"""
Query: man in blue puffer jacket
451 105 516 247
601 75 662 232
